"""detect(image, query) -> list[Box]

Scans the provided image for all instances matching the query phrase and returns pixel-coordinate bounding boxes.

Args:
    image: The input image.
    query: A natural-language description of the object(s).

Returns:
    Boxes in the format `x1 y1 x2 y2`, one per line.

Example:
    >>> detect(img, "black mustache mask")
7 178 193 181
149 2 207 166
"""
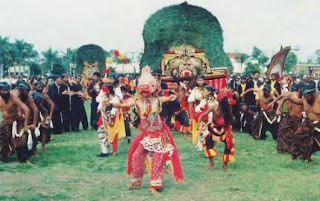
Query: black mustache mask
0 93 10 103
19 93 28 103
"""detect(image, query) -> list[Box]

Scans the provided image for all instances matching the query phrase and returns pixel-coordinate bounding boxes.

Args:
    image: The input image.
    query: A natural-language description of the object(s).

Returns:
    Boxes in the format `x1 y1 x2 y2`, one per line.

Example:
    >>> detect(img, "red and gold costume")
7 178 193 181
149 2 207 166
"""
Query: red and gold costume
203 116 235 163
202 92 235 164
127 67 184 190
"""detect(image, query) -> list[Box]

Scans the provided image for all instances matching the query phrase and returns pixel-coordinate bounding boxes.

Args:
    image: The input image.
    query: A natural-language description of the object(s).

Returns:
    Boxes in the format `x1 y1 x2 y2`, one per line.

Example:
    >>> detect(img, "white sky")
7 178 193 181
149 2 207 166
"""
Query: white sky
0 0 319 61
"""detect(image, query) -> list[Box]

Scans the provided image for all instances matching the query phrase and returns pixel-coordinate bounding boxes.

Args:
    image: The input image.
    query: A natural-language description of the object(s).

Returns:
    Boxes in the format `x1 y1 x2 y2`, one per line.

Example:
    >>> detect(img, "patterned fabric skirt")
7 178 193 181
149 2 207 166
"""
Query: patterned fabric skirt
1 117 30 162
11 118 27 149
251 113 263 139
0 121 12 161
251 110 278 140
291 119 320 160
277 114 301 154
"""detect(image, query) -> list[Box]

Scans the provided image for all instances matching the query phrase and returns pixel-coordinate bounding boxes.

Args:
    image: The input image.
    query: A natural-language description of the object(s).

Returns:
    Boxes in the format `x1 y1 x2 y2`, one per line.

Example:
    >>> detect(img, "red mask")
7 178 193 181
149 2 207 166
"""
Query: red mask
139 85 152 98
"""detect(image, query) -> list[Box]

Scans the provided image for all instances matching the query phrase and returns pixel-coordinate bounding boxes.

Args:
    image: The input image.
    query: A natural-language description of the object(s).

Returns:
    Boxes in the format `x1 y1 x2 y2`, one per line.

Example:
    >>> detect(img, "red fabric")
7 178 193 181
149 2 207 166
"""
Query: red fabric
180 100 188 110
192 104 209 122
214 116 225 127
112 134 118 154
261 104 272 111
101 85 109 93
230 99 237 106
175 121 181 131
194 49 204 53
165 50 175 54
217 92 227 102
97 115 103 127
127 122 184 182
223 125 235 163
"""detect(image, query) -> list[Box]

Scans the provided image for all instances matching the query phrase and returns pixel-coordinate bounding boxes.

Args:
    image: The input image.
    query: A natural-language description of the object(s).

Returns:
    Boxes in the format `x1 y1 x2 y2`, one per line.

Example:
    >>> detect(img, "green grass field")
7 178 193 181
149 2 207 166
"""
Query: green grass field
1 101 320 201
1 127 320 201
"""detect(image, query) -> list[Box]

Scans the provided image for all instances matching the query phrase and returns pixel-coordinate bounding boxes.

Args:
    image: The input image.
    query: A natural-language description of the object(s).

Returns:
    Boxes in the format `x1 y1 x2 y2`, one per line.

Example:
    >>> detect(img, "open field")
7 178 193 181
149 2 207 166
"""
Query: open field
0 127 320 201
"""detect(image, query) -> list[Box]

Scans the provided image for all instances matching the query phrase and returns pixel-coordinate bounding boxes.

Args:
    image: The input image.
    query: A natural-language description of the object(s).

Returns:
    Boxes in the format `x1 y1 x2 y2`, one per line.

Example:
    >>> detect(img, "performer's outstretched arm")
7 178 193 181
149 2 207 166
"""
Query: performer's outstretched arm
108 98 135 108
287 93 303 105
160 94 177 102
198 104 218 124
240 88 256 97
269 94 287 106
276 99 285 116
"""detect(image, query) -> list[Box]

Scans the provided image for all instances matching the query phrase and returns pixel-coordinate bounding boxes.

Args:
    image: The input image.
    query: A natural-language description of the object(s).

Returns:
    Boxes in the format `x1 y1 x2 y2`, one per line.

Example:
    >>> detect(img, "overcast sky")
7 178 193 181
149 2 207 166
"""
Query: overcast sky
1 0 319 61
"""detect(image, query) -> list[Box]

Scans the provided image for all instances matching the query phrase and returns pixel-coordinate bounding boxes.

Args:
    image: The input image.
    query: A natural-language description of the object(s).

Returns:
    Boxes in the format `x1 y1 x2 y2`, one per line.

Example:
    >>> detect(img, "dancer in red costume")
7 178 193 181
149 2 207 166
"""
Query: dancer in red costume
198 91 235 170
108 66 184 194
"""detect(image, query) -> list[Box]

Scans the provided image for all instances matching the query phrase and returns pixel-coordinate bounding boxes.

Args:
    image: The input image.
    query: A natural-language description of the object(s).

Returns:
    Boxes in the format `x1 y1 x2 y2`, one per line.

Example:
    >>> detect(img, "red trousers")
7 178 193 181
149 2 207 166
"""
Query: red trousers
131 144 166 189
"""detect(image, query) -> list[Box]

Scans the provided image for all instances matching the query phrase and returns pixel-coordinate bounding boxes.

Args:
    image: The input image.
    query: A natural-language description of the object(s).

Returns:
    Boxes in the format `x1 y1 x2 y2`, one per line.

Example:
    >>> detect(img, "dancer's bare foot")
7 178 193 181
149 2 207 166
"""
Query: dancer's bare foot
222 163 230 170
206 159 214 171
42 147 48 152
149 188 159 195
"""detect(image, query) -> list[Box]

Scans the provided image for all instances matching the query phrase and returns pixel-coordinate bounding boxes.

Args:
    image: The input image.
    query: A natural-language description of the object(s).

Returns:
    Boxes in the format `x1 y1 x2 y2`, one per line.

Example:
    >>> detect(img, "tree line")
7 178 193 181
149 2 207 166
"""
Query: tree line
1 35 320 77
0 35 79 76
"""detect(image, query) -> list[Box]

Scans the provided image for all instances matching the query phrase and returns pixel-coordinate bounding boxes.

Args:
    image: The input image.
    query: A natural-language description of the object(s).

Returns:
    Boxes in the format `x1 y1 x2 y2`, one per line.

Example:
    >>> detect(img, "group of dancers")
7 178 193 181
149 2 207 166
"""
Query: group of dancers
1 67 320 195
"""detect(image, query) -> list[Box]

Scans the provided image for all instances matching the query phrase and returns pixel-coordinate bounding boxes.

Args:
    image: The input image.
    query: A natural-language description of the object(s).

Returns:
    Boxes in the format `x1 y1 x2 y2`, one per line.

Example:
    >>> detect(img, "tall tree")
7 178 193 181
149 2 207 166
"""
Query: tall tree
235 52 249 73
0 36 14 72
284 52 298 73
61 48 77 73
244 62 261 75
42 48 64 74
252 46 269 65
13 39 38 66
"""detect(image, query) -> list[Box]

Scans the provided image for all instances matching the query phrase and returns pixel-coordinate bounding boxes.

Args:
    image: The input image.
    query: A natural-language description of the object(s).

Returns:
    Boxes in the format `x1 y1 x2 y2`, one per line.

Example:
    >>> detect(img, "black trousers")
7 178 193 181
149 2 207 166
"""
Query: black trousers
61 107 71 132
71 103 88 131
175 110 190 127
90 103 99 130
261 122 279 140
52 109 63 134
124 118 131 138
16 145 32 162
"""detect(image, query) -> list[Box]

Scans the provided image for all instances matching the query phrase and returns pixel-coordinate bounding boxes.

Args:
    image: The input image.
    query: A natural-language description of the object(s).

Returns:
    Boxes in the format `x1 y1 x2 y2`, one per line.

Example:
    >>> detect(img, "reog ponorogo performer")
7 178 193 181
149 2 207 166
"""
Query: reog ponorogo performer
198 91 235 170
108 66 184 194
96 83 121 157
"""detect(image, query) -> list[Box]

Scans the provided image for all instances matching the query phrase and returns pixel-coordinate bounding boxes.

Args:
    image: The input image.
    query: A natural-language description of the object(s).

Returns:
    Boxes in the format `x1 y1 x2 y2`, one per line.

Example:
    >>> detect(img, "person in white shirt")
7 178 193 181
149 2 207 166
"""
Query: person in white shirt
96 83 120 157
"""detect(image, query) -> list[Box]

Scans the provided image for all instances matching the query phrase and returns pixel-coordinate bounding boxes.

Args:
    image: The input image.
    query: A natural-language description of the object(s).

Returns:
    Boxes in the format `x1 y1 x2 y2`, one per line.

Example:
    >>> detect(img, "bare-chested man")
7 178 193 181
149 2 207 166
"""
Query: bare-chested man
270 83 305 154
281 84 320 161
241 84 278 140
34 81 55 152
0 82 30 162
171 80 190 133
14 81 39 158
